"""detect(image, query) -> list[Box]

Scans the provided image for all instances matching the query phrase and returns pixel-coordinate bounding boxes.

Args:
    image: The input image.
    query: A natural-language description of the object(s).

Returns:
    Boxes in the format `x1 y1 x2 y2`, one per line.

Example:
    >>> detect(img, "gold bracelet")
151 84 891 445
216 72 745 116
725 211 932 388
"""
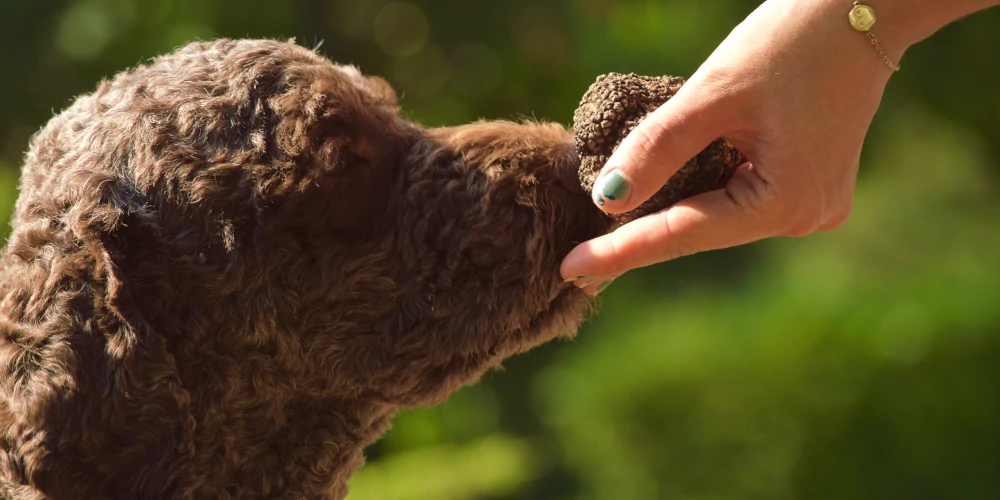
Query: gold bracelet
849 2 901 72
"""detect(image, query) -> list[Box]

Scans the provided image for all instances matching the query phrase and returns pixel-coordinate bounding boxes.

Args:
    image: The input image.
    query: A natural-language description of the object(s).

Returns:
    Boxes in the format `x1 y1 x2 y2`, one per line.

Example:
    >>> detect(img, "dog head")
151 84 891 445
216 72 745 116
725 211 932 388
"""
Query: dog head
1 37 614 498
14 38 609 406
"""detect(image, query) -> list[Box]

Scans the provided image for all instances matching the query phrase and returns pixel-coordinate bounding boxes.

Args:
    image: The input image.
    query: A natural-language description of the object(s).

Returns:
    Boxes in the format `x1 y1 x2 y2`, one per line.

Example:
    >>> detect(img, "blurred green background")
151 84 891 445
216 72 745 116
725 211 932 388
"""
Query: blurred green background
3 1 1000 498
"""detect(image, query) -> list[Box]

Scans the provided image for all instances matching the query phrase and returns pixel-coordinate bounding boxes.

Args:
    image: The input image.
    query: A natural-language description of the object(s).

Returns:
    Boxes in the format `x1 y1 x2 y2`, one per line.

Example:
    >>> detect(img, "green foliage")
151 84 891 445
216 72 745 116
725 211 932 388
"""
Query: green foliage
350 435 537 500
2 1 999 498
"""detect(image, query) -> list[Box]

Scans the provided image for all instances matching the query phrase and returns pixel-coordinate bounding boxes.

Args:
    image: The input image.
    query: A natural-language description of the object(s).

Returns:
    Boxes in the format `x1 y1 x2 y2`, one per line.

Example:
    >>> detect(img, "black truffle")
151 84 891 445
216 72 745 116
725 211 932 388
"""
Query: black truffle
574 73 744 224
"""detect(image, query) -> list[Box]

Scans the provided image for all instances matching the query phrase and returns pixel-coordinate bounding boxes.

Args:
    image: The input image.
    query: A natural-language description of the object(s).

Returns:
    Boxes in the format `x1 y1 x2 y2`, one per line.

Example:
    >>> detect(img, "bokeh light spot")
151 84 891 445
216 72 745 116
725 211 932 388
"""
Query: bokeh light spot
393 44 450 99
513 7 572 72
373 2 430 57
56 1 115 61
328 0 386 40
449 43 503 98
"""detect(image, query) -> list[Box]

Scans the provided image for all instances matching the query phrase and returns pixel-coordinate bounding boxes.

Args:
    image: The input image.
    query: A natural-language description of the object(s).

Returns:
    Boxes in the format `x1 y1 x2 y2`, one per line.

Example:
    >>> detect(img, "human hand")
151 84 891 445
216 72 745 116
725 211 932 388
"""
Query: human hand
561 0 910 294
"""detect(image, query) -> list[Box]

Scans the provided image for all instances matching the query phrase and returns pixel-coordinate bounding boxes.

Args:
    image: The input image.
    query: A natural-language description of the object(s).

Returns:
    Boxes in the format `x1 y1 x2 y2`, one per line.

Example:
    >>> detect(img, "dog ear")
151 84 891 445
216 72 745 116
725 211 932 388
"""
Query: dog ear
83 229 199 498
0 209 198 498
6 232 199 498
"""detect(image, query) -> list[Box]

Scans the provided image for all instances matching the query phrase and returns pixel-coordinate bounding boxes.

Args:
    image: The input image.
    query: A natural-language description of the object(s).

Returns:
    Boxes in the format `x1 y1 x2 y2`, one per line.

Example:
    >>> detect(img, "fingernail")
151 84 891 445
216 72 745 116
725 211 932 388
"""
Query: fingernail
579 278 599 287
563 275 585 283
594 170 630 204
596 279 615 294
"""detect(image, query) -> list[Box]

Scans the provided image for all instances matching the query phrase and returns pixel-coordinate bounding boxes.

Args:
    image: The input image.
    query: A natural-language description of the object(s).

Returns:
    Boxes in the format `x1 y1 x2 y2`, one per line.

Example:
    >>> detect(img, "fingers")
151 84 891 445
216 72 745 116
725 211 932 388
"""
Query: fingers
591 82 733 213
563 162 786 279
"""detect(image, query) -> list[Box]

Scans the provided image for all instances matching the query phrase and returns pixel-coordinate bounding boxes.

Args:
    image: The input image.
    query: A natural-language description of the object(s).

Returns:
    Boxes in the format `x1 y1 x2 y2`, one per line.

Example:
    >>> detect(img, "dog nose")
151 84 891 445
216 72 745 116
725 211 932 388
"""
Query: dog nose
554 145 586 195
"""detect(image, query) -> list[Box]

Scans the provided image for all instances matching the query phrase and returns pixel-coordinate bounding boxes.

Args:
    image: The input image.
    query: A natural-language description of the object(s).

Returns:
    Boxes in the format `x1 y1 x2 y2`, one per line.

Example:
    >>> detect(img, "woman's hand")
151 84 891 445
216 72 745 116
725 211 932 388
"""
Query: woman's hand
560 0 949 293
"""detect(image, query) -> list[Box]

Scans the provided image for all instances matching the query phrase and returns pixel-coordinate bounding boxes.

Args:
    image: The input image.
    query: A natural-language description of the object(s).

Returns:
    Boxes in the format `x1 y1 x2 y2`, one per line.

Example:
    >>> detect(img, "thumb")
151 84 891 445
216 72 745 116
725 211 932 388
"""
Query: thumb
592 81 733 214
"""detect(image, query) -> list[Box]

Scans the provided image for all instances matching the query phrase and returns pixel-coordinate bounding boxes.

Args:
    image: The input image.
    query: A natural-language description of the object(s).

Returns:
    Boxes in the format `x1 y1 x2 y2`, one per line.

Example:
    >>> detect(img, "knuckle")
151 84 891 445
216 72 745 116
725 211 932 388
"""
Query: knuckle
652 210 698 261
724 165 830 238
605 210 700 271
604 230 632 276
725 166 777 216
628 122 669 164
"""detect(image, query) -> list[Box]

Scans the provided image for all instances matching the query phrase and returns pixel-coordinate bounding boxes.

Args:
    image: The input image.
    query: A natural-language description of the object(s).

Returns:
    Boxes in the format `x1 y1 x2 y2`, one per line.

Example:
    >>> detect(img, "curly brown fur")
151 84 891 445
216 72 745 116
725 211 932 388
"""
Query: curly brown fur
574 73 745 224
0 39 608 499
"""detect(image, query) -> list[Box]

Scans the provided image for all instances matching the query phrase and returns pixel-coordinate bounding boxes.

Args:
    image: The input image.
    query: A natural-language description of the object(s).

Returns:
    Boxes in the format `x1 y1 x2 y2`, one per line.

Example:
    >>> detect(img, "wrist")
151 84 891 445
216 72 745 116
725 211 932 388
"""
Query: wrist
807 0 907 76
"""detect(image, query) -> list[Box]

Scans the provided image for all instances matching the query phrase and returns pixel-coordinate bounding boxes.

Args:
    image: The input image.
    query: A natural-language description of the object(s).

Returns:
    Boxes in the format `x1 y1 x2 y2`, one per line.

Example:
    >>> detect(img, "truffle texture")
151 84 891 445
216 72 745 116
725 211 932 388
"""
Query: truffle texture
574 73 744 224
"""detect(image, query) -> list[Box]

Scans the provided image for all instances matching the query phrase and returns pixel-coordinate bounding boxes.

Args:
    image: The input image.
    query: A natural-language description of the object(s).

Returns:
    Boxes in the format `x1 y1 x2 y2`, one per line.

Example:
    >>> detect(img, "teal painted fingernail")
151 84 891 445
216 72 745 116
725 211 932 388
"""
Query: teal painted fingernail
564 275 585 283
596 279 615 294
581 278 599 287
599 170 630 202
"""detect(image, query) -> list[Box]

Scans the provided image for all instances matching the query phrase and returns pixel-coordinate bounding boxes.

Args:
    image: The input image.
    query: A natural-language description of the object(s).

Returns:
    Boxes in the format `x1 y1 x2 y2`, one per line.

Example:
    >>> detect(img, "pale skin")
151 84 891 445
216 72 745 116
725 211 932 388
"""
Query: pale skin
561 0 1000 294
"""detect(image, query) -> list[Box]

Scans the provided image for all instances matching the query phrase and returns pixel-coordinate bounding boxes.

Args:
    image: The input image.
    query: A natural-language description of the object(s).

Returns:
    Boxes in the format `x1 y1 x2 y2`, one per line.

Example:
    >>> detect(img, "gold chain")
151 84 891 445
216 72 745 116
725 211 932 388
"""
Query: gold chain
849 2 900 72
865 32 901 72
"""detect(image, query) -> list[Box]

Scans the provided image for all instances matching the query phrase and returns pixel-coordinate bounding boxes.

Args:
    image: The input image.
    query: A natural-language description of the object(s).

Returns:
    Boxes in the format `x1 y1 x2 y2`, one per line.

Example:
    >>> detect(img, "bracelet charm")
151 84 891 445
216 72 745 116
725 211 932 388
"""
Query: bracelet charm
848 2 900 72
849 3 877 31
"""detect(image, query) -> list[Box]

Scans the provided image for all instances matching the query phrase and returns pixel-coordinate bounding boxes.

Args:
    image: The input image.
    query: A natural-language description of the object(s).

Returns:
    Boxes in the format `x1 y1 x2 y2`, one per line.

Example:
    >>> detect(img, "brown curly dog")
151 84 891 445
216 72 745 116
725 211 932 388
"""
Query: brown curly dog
0 39 609 499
